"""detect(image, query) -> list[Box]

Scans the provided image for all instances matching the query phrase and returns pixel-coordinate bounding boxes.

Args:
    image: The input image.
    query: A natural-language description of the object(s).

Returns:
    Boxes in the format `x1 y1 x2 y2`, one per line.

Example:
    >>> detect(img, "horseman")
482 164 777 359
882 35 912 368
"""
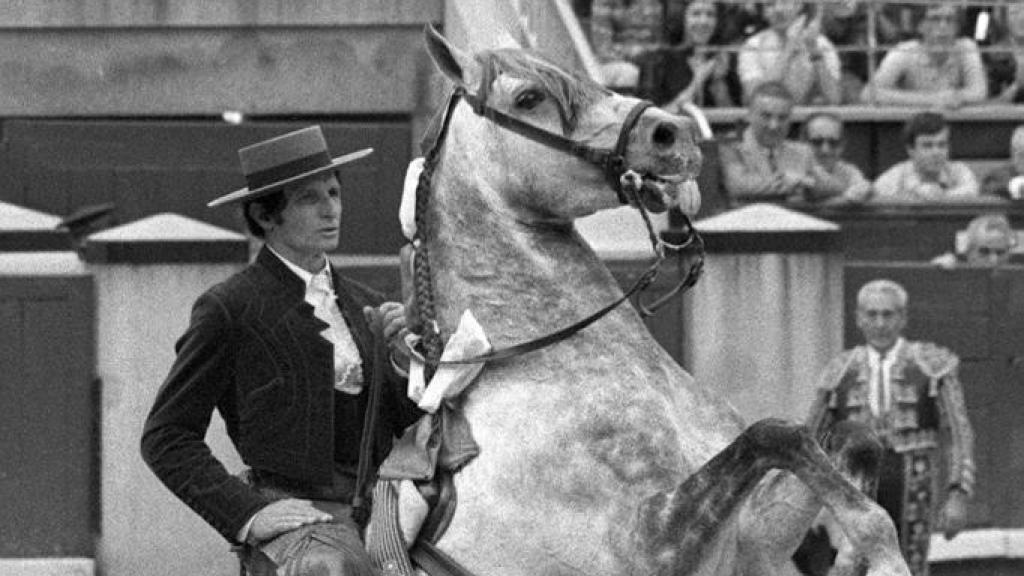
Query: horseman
140 126 423 576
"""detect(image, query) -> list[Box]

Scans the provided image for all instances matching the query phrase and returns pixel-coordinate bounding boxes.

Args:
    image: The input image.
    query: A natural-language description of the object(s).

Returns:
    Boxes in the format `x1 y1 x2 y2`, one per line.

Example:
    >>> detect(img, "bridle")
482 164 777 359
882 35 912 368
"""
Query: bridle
405 84 705 368
459 87 649 205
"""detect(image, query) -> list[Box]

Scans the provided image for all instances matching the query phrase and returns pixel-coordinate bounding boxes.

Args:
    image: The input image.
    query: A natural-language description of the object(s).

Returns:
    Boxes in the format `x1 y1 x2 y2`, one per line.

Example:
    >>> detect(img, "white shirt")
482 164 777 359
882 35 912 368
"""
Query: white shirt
267 246 364 395
866 338 904 416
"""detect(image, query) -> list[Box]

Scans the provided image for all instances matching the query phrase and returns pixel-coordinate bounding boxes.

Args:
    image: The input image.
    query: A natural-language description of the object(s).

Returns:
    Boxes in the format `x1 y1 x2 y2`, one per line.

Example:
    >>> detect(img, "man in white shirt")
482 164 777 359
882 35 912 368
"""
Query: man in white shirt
873 111 979 202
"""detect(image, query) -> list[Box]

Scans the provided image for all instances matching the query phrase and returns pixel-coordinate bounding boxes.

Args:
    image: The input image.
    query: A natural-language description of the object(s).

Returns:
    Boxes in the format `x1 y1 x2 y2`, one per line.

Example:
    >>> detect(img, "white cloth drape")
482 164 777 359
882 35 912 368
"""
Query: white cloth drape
682 252 843 424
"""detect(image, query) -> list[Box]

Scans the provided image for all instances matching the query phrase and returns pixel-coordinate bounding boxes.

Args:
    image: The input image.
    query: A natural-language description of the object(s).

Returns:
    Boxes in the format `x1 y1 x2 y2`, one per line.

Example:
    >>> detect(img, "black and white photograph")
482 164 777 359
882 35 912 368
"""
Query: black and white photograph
1 1 1022 575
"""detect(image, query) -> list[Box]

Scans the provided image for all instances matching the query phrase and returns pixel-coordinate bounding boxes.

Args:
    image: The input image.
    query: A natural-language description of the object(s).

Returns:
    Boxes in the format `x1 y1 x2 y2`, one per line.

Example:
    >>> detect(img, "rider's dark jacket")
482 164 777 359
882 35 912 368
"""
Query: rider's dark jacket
141 246 421 543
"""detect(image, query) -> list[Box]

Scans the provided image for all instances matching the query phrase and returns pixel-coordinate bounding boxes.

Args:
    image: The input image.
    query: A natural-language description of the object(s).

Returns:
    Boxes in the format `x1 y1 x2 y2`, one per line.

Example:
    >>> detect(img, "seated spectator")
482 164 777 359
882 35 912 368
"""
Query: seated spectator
801 112 872 204
862 4 987 108
589 0 669 90
820 0 902 104
881 2 927 42
660 0 742 110
719 81 816 205
981 125 1024 200
873 112 979 202
717 1 767 44
931 213 1017 268
738 0 841 105
984 3 1024 104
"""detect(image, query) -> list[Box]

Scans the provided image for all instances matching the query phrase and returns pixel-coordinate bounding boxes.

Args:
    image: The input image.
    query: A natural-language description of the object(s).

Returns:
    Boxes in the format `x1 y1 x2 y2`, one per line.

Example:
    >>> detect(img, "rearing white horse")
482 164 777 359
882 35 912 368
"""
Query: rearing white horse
391 27 909 576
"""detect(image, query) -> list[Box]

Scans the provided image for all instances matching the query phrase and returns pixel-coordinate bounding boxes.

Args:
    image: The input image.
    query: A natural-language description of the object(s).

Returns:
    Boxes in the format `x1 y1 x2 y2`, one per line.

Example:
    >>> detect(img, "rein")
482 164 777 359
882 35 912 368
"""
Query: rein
406 86 705 369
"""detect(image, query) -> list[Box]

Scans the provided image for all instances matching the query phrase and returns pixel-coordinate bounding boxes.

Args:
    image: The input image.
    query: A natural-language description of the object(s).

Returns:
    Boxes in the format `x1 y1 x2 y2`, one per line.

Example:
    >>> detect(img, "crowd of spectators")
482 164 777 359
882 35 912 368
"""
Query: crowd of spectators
584 0 1024 108
581 0 1024 266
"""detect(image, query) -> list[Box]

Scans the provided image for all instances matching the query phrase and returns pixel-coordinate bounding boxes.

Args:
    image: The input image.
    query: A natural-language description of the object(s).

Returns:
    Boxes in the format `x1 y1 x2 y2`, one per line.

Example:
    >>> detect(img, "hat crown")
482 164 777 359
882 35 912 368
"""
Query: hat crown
238 126 327 176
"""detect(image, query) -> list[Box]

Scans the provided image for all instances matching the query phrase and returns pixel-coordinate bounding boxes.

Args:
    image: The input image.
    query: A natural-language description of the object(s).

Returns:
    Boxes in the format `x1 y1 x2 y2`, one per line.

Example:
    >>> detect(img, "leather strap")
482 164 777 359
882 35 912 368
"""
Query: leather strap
458 87 651 205
410 541 478 576
399 257 661 366
351 310 386 529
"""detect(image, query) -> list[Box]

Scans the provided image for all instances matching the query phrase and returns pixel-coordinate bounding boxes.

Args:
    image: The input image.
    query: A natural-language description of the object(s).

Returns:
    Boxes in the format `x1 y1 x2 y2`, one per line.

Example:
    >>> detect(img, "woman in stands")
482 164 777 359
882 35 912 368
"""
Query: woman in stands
589 0 668 91
819 0 901 104
661 0 742 110
984 3 1024 104
861 4 987 108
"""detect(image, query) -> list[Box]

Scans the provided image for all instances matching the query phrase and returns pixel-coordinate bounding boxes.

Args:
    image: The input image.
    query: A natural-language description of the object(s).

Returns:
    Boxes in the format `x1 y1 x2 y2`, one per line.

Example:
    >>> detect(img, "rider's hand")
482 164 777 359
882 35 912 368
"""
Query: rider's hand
247 499 333 544
377 302 408 343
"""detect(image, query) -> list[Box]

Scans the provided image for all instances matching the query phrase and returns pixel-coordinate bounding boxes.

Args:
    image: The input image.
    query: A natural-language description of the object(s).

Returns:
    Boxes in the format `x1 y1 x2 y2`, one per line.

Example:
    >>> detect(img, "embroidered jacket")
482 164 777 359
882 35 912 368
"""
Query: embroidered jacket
807 341 975 496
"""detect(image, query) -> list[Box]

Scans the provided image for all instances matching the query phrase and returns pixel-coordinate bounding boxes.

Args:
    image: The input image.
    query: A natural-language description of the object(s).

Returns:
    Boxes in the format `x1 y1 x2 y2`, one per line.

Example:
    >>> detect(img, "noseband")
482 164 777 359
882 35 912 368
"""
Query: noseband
406 85 705 368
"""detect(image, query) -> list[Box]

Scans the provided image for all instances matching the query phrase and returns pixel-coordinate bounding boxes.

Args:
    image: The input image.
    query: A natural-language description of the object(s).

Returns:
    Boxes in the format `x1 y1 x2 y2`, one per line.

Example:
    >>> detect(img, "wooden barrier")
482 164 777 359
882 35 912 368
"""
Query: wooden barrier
0 120 412 257
801 202 1024 262
0 253 93 562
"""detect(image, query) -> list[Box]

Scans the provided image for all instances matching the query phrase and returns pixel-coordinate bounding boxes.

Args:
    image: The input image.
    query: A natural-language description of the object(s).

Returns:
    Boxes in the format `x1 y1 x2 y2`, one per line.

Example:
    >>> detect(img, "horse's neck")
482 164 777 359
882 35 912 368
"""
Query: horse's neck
423 176 643 347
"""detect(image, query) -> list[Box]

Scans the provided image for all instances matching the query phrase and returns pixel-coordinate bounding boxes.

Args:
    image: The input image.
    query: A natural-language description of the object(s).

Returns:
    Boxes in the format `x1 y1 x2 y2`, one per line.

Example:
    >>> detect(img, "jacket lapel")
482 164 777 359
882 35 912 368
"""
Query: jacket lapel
330 267 374 364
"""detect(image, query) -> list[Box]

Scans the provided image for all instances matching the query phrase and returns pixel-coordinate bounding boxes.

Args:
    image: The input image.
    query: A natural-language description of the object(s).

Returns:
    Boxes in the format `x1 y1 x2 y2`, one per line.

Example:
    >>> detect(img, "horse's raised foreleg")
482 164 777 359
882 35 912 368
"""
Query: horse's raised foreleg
636 418 909 576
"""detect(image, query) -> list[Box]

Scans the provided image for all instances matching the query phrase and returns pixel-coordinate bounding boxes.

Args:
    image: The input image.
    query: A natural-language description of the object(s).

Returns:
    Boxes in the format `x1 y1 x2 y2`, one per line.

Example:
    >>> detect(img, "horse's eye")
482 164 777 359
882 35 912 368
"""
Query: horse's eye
515 89 546 110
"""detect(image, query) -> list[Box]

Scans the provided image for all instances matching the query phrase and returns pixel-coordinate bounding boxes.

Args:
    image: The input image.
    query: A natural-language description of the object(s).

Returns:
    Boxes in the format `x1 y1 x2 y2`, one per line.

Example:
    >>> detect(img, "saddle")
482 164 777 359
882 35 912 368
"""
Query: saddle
368 404 478 576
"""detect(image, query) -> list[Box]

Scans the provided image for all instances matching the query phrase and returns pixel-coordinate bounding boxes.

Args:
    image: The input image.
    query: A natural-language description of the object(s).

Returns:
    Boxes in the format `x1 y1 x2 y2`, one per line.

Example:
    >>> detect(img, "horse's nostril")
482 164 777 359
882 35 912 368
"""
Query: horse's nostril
652 123 677 147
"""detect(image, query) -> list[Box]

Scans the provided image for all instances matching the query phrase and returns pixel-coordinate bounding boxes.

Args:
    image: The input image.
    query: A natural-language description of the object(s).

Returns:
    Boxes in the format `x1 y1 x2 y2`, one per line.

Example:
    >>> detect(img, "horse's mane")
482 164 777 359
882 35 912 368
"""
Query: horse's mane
474 48 608 134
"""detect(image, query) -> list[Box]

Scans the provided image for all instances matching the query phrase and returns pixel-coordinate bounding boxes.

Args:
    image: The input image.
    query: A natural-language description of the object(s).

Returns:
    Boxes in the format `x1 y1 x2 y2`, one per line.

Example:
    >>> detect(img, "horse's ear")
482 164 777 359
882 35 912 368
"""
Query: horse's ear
424 24 480 89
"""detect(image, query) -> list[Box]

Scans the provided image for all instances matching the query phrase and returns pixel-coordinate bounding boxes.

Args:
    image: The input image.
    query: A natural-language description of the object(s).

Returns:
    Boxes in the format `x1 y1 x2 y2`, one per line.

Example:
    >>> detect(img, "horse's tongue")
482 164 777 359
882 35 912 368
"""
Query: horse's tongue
676 179 701 216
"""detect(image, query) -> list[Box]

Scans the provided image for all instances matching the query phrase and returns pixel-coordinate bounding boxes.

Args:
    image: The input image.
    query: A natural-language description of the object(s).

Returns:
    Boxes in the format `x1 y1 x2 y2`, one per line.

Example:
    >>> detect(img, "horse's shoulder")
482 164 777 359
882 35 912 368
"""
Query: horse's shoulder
907 341 959 379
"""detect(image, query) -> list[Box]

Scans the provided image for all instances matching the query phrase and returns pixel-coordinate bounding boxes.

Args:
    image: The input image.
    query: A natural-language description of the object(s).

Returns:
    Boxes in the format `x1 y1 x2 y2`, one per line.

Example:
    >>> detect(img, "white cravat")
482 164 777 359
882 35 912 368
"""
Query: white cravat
269 247 364 394
308 269 364 395
866 339 902 416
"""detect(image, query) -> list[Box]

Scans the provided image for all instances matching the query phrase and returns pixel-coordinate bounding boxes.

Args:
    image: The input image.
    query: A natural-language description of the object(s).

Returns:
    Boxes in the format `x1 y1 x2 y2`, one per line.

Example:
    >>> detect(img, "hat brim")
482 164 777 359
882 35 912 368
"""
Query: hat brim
207 147 374 208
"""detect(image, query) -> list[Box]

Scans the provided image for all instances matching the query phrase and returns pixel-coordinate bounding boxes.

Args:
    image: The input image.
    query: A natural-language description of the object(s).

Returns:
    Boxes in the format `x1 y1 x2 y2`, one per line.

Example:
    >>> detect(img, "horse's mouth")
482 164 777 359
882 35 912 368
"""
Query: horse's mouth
626 171 701 216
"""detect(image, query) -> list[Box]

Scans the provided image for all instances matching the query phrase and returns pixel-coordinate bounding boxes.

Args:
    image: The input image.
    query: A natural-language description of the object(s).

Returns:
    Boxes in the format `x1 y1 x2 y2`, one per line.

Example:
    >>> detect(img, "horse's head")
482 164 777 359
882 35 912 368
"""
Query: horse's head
423 26 703 223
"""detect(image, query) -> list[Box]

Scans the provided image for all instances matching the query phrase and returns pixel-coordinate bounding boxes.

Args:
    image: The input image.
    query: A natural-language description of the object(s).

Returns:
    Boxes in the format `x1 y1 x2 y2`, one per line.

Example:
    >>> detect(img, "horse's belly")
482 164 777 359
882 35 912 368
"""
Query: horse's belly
435 362 741 575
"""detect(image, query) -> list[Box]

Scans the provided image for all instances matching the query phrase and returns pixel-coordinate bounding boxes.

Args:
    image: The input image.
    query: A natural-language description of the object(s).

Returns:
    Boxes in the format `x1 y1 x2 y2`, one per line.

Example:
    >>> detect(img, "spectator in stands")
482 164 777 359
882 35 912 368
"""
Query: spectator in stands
589 0 670 90
801 111 872 204
807 279 975 576
873 112 979 202
861 4 987 109
982 125 1024 200
932 213 1017 268
738 0 842 105
882 2 927 42
984 3 1024 104
820 0 902 104
661 0 742 110
717 1 767 45
719 81 816 205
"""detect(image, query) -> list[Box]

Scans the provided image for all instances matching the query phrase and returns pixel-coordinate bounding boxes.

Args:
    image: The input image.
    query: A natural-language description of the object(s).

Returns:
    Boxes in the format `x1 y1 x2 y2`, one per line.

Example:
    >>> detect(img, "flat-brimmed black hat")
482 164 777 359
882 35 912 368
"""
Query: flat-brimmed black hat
207 125 373 207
